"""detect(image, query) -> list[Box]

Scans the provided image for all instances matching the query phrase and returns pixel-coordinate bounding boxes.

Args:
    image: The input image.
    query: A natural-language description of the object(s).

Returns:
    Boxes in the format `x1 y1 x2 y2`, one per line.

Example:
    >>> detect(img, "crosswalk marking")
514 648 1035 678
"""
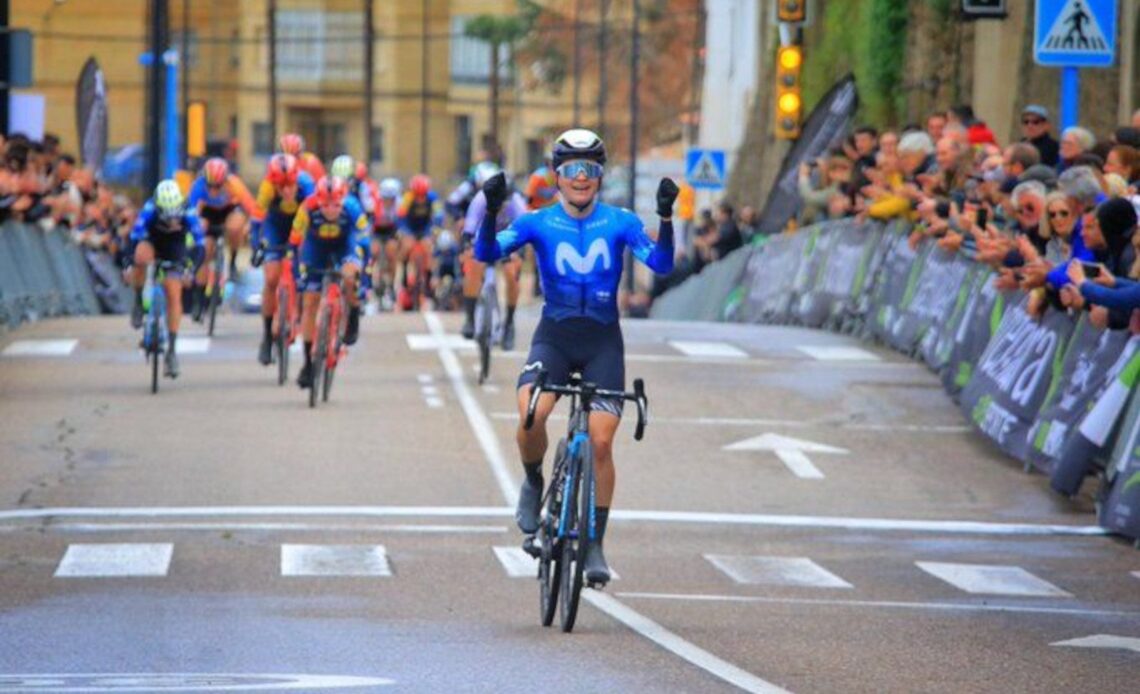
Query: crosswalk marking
406 333 474 351
1131 571 1140 581
705 554 853 588
1051 634 1140 653
280 544 391 577
54 543 173 577
2 339 79 356
177 337 211 354
796 345 880 361
916 561 1071 597
668 340 748 359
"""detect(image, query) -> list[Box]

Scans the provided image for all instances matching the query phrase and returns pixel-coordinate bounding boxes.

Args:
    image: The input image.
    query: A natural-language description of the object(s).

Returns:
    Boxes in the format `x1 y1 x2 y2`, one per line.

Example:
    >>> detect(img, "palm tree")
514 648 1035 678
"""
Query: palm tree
464 14 527 155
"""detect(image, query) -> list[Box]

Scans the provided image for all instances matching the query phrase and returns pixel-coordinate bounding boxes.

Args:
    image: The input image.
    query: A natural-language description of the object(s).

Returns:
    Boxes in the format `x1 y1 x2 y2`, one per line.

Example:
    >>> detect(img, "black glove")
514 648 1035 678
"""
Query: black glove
656 177 679 218
483 172 507 213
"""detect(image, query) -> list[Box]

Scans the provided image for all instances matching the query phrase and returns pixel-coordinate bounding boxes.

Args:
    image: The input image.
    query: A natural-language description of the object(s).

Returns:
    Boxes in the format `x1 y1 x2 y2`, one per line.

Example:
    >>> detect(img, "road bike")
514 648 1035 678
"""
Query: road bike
309 259 348 408
523 370 648 632
402 234 432 311
271 247 301 386
140 261 171 394
474 262 501 385
203 235 228 337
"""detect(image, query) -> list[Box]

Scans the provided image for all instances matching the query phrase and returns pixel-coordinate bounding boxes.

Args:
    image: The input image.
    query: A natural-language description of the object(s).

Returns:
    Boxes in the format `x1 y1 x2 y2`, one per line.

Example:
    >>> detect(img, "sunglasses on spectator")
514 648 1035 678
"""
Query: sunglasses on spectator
1048 209 1071 219
1022 118 1045 126
556 161 605 179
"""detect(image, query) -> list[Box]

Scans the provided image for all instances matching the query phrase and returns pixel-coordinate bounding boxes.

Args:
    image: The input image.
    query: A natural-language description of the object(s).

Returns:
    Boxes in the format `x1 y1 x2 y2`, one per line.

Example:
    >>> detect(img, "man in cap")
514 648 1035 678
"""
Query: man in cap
1020 105 1060 168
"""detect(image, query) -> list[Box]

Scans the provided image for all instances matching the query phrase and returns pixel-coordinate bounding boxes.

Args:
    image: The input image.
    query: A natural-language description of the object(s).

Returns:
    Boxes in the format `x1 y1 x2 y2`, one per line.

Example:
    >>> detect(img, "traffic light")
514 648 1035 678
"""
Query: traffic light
777 0 807 24
774 45 803 140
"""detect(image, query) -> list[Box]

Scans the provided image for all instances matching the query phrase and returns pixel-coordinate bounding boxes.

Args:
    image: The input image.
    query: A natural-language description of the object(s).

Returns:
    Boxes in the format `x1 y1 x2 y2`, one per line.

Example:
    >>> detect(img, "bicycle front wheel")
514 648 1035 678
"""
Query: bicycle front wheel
539 438 568 627
560 444 589 632
310 306 330 409
276 285 290 386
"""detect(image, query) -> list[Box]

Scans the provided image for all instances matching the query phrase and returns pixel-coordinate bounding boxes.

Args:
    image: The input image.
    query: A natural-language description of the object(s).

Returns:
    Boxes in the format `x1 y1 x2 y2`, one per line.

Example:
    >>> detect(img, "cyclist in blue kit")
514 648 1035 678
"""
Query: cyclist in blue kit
475 129 678 584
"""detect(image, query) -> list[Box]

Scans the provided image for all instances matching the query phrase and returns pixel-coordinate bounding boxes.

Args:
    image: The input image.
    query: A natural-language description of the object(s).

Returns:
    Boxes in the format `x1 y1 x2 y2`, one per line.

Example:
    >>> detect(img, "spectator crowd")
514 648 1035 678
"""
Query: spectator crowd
793 103 1140 328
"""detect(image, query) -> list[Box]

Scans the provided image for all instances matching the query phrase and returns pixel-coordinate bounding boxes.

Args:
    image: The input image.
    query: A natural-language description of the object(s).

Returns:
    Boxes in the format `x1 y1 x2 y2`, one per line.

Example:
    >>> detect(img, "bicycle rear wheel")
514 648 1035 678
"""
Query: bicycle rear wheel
276 285 289 386
560 444 589 632
310 305 330 408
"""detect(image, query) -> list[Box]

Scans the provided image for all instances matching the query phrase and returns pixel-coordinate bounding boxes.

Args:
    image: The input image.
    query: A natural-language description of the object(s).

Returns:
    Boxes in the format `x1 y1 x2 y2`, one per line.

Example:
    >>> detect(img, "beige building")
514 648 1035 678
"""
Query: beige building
13 0 601 188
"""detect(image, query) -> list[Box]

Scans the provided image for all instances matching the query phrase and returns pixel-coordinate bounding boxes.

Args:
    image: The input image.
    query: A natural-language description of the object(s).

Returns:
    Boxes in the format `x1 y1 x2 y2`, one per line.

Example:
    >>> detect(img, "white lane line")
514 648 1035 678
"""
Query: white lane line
55 543 173 577
668 340 749 359
2 339 79 356
424 311 517 504
705 555 853 589
916 561 1072 597
178 337 211 354
425 396 444 409
583 591 792 694
1051 634 1140 653
1132 570 1140 581
417 373 434 384
421 385 439 396
28 522 507 534
281 544 391 577
797 345 881 361
493 546 538 578
616 592 1140 618
488 411 971 434
0 674 396 690
0 506 1108 536
406 333 475 351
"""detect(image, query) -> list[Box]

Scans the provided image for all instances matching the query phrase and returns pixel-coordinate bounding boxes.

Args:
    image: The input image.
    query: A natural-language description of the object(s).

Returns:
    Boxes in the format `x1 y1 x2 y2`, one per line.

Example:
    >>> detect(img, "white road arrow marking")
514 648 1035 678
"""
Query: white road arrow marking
1051 634 1140 653
724 433 848 479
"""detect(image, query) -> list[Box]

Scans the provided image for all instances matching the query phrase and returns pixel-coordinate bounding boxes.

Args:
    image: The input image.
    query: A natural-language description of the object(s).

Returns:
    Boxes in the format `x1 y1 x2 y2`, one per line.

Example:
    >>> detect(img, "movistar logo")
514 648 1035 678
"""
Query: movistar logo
555 238 611 275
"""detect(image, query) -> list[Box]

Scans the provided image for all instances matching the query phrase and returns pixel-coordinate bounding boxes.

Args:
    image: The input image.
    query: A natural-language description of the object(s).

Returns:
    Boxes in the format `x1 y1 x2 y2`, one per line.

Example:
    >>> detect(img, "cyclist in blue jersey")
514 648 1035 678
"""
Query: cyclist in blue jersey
475 129 678 584
128 180 206 378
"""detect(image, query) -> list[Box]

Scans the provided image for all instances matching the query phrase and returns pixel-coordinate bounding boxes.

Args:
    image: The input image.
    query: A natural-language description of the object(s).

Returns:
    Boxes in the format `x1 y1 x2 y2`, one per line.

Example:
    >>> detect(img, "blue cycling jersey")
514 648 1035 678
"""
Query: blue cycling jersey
475 201 674 324
130 200 204 245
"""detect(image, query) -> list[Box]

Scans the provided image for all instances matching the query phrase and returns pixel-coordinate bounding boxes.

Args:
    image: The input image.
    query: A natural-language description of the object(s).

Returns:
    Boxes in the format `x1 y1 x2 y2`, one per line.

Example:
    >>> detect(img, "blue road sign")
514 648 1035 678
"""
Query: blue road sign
685 148 726 191
1035 0 1117 67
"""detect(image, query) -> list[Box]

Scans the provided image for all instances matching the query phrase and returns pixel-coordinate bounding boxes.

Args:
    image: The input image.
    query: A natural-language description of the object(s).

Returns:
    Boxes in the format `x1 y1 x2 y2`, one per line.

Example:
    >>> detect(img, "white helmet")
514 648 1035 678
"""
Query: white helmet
379 177 401 199
472 161 503 187
330 155 355 180
154 180 185 218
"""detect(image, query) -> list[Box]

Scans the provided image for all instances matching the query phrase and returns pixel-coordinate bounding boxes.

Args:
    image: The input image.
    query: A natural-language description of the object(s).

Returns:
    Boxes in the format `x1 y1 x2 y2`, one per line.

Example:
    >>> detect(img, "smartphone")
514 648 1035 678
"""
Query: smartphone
1080 262 1104 277
976 208 989 230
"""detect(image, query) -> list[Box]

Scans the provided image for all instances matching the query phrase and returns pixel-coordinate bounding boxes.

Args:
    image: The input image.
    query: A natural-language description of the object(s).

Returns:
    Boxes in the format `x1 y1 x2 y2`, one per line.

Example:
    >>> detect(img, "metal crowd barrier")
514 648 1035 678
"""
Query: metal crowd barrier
0 221 103 329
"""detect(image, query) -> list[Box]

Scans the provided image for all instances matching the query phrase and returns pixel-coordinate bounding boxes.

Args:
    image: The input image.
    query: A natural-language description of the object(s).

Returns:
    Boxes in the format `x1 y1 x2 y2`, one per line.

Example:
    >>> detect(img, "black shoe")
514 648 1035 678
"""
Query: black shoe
461 315 474 340
515 476 543 534
297 363 314 389
258 337 272 366
163 352 180 379
582 541 611 585
344 308 360 346
191 288 206 323
501 320 516 351
130 300 144 329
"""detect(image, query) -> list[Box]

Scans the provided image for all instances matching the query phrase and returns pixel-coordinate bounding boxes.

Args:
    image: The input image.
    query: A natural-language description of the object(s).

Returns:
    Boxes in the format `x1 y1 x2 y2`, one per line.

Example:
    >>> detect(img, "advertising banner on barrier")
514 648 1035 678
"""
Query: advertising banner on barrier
1100 371 1140 540
793 219 880 330
940 277 1008 398
734 231 809 324
866 231 921 348
1026 322 1135 474
922 262 986 372
895 245 973 356
960 297 1074 461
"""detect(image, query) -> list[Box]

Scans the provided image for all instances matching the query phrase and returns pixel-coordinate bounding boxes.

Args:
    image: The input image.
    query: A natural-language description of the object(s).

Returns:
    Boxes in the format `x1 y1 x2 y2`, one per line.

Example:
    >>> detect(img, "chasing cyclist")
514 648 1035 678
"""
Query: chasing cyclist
128 179 205 379
372 177 402 308
292 176 368 388
461 161 527 349
330 155 376 301
186 157 260 321
251 153 315 366
474 129 678 584
278 133 326 183
397 174 442 308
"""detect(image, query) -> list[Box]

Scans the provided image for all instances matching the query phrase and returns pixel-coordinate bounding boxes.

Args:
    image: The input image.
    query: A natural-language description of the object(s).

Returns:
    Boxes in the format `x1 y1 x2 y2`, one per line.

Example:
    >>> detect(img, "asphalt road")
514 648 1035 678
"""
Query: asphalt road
1 303 1138 693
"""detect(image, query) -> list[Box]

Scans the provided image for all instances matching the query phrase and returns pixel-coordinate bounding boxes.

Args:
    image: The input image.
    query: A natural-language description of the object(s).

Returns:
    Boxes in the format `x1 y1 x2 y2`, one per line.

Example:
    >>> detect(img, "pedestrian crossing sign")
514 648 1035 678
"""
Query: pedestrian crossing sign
685 148 727 191
1034 0 1116 67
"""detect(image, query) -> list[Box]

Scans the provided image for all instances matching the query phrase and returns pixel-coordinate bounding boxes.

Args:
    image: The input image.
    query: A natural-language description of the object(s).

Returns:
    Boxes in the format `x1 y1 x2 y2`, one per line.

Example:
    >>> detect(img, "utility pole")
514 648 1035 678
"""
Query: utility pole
1 0 10 137
626 0 640 292
180 0 189 167
421 0 429 172
267 0 278 145
145 0 169 193
364 0 375 170
597 0 609 138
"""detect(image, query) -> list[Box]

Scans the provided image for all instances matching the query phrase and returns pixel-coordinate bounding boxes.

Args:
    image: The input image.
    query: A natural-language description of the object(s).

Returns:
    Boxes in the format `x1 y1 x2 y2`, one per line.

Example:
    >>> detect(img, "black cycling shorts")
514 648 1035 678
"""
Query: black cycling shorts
517 317 625 417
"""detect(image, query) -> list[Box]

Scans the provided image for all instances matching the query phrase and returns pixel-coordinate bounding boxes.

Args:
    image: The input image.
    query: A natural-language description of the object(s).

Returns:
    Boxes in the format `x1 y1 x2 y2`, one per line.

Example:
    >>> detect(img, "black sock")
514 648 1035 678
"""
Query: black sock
464 296 476 322
168 331 177 354
263 315 273 341
594 506 609 545
523 460 543 484
303 341 313 369
506 304 516 324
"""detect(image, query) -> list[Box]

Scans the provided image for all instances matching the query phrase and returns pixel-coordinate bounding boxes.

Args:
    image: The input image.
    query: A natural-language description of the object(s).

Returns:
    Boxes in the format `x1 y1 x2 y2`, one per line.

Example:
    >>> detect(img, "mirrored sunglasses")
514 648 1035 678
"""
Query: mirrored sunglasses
556 160 604 179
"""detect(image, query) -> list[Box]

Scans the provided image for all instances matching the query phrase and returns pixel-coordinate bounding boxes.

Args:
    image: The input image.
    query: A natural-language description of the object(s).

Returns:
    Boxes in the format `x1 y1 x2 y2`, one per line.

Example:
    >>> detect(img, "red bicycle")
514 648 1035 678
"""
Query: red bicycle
273 249 301 386
309 262 348 408
401 234 432 311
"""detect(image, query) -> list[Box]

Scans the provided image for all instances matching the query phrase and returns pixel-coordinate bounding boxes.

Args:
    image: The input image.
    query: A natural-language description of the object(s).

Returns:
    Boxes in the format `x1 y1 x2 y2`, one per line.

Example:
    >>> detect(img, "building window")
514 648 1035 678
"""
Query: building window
271 11 363 82
252 122 273 156
450 16 512 84
230 29 240 69
316 123 346 161
370 126 384 163
455 116 472 175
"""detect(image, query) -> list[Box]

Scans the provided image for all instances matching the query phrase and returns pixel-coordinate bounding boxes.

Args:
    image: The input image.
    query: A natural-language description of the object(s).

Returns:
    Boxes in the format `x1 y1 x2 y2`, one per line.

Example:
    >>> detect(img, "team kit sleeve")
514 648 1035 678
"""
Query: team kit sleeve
475 208 532 263
625 210 675 274
187 178 207 209
290 205 311 247
463 191 487 236
228 175 262 219
130 203 154 242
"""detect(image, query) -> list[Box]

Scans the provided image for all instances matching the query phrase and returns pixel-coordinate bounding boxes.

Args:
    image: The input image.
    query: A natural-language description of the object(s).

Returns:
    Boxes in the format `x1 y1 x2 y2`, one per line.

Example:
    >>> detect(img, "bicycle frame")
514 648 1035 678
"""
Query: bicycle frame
274 250 300 344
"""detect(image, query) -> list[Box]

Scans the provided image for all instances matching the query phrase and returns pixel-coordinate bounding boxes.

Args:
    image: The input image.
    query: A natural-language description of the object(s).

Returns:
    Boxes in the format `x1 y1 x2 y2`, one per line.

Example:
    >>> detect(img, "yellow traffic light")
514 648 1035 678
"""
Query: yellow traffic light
775 45 803 140
777 0 806 23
